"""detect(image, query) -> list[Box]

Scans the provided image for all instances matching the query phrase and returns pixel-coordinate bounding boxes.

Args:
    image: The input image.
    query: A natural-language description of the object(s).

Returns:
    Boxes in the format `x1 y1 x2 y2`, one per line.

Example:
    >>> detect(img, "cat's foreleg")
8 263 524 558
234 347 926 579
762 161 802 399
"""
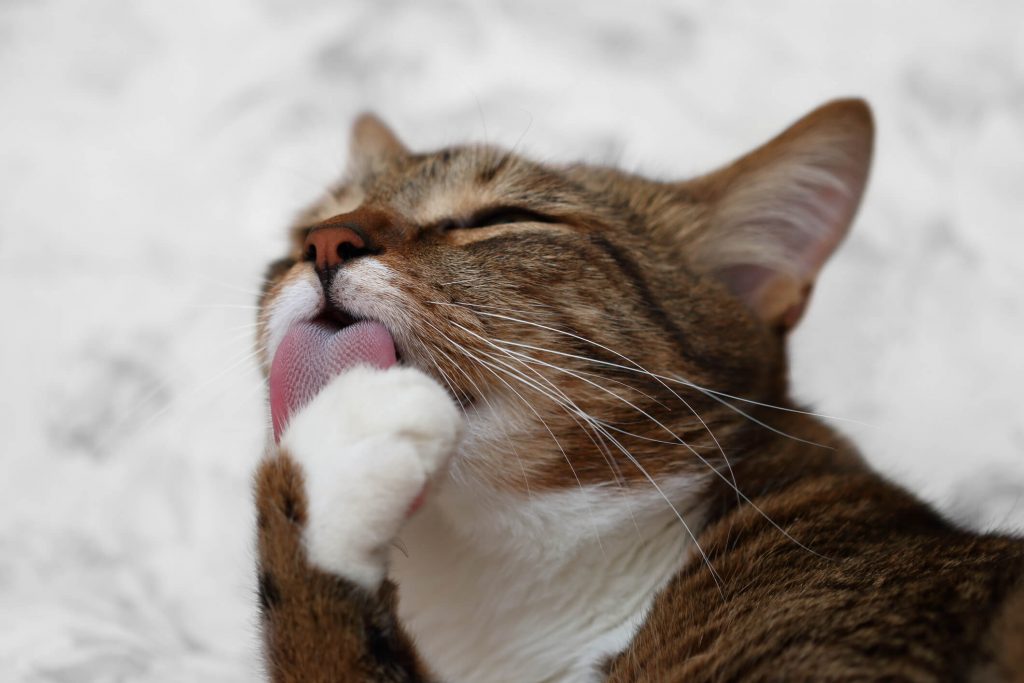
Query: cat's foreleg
254 366 461 683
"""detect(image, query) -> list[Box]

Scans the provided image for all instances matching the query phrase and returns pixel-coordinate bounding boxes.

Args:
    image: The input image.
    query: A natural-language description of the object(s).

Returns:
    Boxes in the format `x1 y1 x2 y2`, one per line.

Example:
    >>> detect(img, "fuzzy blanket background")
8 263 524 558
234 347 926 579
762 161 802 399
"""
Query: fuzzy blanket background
2 1 1023 680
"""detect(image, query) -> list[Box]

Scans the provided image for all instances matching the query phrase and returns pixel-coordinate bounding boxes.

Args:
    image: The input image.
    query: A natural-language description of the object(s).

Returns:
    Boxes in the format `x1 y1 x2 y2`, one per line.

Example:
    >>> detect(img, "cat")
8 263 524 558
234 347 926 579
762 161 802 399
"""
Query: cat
251 99 1024 682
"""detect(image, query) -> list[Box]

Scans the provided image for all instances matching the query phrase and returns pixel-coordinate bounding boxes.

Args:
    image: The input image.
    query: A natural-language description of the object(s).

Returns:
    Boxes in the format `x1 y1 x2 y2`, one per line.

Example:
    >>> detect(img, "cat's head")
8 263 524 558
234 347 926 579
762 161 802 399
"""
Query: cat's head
256 100 873 504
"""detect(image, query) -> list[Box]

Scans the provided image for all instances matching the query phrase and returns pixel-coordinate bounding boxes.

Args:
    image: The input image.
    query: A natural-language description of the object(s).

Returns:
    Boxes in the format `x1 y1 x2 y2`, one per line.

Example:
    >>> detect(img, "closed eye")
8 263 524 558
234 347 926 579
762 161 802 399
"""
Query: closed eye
443 206 559 230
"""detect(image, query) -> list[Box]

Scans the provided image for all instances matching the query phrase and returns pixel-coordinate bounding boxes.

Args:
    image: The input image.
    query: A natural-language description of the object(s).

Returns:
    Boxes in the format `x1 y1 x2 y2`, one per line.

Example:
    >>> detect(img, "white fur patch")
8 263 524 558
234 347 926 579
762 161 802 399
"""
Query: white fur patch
279 365 463 589
328 259 410 331
392 476 704 683
263 271 323 365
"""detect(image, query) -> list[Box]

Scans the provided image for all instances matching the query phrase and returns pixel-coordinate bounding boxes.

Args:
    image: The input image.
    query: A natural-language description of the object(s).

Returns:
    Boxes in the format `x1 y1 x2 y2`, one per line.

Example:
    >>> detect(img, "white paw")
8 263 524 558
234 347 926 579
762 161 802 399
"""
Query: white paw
279 365 462 590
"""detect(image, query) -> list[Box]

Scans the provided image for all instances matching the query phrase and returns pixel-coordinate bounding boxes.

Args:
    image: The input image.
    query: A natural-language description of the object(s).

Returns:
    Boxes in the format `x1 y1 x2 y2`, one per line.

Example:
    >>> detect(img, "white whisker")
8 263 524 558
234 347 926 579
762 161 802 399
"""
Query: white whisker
428 299 830 564
423 320 607 553
427 340 535 500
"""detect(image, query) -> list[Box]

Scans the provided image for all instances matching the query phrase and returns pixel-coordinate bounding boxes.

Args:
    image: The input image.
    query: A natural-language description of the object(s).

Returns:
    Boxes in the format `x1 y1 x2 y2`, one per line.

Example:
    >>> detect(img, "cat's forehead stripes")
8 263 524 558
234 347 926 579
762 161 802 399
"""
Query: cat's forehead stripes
376 146 542 223
310 145 601 237
404 181 503 227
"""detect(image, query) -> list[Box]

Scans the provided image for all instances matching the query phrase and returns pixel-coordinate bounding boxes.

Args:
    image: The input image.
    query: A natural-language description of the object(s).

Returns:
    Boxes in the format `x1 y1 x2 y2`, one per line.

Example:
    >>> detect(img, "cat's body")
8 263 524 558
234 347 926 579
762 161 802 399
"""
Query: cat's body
252 100 1024 681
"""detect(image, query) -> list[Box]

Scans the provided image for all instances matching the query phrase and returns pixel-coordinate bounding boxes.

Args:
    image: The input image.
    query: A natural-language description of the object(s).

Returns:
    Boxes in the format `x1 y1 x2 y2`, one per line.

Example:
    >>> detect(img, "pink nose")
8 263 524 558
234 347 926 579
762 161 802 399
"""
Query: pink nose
304 226 367 271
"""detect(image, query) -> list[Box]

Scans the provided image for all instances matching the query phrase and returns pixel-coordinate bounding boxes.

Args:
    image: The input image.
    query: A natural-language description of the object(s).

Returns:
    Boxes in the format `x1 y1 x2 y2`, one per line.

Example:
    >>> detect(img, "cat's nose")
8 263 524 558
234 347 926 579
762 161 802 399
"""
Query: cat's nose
303 225 372 271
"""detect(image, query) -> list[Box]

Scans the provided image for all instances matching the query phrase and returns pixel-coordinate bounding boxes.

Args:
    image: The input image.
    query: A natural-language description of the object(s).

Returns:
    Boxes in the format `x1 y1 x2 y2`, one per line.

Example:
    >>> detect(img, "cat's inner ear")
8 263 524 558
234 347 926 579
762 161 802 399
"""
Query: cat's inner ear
684 99 874 333
347 112 409 172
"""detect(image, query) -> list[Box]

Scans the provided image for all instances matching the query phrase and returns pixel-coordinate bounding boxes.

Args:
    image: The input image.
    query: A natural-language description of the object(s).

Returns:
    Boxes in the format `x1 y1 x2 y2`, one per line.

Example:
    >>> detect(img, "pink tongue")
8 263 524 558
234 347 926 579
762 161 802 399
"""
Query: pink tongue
269 320 397 441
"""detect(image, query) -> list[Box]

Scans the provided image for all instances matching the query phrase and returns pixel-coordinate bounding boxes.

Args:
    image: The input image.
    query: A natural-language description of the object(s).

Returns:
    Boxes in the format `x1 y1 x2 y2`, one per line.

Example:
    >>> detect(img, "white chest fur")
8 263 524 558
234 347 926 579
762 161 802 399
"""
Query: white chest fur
390 482 699 683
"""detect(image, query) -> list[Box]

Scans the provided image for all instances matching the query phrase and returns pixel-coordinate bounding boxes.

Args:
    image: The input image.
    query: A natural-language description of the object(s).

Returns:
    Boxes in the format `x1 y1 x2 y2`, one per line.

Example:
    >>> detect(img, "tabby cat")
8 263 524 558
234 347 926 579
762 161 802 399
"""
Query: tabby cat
252 99 1024 682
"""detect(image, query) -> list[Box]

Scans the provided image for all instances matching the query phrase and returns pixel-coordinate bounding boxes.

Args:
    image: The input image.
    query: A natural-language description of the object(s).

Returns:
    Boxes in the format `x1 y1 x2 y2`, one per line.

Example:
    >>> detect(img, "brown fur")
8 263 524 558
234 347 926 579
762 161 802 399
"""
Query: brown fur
252 99 1024 681
255 452 434 682
606 416 1024 681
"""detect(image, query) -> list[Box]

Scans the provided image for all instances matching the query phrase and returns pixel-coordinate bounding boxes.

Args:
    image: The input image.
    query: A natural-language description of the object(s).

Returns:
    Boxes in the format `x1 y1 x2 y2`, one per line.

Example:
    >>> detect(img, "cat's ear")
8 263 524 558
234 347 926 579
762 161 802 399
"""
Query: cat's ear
347 113 409 173
685 99 874 333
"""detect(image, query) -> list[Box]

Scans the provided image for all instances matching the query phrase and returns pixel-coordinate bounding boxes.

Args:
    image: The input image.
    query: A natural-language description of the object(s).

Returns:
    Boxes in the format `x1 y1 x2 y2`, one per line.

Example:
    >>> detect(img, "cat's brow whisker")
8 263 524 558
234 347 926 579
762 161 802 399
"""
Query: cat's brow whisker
508 108 534 160
473 92 489 147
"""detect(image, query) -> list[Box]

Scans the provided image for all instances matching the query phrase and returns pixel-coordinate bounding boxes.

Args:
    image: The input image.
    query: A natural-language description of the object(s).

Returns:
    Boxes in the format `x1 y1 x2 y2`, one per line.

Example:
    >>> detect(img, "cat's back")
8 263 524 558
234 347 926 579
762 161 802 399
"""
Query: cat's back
607 460 1024 682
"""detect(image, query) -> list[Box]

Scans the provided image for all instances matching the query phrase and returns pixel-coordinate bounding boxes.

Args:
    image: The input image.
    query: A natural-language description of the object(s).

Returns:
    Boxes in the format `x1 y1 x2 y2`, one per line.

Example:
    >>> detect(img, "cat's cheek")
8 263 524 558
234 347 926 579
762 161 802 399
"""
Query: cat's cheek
260 268 324 367
277 365 463 589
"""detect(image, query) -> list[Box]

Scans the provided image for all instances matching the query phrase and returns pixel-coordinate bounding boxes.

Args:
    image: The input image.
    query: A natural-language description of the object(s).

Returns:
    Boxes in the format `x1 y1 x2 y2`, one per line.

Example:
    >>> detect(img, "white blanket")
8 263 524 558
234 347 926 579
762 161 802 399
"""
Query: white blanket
1 1 1022 679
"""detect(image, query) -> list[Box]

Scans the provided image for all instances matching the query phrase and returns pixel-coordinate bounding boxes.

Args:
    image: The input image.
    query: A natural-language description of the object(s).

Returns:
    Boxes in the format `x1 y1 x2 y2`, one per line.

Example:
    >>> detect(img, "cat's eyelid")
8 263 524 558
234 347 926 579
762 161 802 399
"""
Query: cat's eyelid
445 205 559 230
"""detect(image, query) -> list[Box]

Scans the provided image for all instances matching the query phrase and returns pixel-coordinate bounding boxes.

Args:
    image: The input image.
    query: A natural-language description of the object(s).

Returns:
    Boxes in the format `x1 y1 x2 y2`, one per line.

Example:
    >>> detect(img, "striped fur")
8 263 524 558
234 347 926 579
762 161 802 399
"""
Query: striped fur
251 100 1024 681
